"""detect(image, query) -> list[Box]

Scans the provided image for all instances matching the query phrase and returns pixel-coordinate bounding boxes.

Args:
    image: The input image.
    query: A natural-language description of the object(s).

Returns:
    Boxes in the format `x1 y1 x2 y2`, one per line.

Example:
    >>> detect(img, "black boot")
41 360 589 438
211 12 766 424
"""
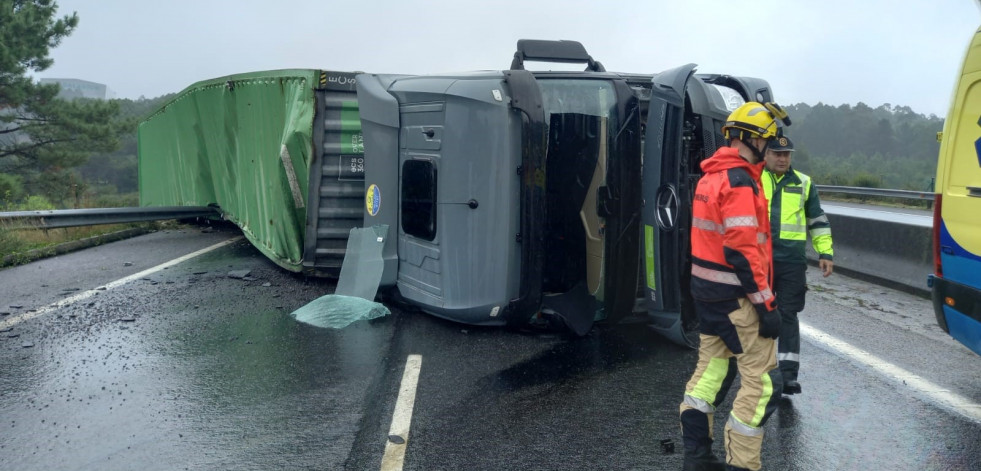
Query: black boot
680 408 725 470
725 466 750 471
682 444 725 471
783 380 802 395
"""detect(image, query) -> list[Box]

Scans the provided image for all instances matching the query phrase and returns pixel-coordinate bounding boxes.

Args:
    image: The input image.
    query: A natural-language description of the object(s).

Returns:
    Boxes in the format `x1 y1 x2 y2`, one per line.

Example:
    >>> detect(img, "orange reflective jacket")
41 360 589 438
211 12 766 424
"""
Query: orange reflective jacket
690 147 775 311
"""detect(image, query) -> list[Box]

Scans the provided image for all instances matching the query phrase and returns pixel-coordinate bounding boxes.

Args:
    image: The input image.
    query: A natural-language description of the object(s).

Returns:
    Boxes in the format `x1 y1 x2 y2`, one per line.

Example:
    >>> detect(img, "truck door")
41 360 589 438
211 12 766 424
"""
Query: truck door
642 64 699 347
600 79 643 324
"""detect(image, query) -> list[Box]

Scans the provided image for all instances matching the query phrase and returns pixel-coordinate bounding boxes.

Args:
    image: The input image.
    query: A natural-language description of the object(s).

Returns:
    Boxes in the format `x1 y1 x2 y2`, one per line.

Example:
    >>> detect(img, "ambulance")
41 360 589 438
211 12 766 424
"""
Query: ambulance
930 25 981 356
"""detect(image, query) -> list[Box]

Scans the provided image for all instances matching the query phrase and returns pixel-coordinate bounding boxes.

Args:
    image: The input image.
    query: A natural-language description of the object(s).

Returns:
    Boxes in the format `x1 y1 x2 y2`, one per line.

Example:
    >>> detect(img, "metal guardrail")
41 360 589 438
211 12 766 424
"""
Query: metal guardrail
0 193 932 295
0 206 221 229
815 185 934 201
0 186 932 230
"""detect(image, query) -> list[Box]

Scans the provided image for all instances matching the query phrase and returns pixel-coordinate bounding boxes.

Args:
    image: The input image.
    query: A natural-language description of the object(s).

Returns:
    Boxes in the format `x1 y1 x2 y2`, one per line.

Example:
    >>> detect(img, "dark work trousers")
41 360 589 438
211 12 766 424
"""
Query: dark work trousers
773 261 808 382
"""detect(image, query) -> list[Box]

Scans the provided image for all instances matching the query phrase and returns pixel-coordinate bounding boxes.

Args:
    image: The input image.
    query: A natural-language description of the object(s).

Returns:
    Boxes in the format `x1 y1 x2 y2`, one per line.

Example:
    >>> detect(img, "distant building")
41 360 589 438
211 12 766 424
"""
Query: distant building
38 78 115 100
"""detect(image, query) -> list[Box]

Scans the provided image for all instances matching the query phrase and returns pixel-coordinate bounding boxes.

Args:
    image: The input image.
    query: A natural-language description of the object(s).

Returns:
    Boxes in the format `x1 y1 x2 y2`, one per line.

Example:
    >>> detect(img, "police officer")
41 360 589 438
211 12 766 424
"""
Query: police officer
680 102 786 471
762 136 833 395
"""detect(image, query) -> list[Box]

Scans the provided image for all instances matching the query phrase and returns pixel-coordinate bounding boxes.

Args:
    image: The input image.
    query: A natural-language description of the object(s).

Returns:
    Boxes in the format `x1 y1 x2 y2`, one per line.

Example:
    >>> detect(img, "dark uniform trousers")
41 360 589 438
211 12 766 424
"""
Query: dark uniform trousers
773 261 808 382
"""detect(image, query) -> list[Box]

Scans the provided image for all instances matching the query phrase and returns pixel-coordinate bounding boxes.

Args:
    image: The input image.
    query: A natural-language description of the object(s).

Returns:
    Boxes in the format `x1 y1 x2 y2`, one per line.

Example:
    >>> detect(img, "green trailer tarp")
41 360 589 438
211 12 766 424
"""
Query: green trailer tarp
138 70 321 272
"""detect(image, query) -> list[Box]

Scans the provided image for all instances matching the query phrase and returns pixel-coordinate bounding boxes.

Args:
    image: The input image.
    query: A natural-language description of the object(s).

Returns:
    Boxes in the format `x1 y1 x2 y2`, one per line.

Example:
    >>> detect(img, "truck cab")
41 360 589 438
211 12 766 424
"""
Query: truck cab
356 40 773 345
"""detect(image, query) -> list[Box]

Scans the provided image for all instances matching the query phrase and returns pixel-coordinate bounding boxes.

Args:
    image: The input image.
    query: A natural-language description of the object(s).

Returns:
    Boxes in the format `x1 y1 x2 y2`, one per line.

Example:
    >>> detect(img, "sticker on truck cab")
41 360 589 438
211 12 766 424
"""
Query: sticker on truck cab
366 184 381 216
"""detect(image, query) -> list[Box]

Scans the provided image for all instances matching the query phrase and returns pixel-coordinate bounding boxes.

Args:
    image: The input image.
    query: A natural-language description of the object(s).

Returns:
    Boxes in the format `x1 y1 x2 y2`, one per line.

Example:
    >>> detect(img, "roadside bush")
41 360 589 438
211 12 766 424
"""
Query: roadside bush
90 191 138 208
850 173 883 188
16 195 57 211
848 173 885 204
0 174 24 208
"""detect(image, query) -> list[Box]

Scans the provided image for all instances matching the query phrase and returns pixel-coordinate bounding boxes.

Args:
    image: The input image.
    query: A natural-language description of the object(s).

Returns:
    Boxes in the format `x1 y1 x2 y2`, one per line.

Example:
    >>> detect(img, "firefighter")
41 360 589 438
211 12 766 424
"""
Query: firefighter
680 102 784 471
762 135 833 396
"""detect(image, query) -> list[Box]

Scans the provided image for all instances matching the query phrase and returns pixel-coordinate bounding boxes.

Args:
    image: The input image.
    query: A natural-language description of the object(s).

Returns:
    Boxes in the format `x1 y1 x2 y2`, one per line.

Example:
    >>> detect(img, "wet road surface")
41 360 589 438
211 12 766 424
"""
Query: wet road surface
1 226 979 470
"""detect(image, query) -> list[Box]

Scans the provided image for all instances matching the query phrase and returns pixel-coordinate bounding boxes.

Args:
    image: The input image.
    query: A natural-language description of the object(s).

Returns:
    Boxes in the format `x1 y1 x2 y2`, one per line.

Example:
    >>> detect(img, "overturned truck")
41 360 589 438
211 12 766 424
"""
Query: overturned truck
138 40 776 346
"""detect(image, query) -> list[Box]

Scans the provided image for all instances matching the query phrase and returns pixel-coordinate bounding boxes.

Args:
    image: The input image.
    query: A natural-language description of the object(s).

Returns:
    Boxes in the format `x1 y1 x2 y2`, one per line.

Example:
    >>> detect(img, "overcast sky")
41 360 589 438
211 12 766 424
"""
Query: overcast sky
34 0 981 117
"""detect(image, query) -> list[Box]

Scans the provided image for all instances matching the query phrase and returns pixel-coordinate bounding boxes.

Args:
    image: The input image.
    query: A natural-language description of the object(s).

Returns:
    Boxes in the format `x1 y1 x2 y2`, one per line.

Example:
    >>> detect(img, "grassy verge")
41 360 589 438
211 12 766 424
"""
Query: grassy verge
0 222 161 268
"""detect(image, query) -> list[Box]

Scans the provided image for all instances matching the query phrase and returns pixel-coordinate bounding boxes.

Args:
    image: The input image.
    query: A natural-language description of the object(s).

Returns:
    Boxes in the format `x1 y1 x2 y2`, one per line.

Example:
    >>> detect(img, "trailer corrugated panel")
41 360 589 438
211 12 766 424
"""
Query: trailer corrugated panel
137 69 320 272
303 72 365 276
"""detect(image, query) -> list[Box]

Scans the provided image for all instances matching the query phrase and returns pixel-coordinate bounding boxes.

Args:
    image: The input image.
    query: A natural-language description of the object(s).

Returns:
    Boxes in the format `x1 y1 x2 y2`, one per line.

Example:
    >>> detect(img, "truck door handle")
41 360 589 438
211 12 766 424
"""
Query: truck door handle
968 186 981 197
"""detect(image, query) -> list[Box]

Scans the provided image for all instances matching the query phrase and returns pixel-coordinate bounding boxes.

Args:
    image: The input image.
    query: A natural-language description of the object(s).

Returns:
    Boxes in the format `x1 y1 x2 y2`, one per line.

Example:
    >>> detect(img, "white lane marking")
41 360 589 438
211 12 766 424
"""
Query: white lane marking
0 237 242 330
380 354 423 471
801 322 981 424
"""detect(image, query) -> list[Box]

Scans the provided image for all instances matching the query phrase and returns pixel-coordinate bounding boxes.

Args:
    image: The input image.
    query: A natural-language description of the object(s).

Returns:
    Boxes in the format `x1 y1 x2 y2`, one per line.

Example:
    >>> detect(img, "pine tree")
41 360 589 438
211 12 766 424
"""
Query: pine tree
0 0 124 206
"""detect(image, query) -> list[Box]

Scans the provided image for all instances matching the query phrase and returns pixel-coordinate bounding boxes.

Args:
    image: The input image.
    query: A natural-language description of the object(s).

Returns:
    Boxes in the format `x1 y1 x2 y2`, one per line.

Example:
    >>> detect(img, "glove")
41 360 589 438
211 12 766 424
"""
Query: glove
756 303 780 339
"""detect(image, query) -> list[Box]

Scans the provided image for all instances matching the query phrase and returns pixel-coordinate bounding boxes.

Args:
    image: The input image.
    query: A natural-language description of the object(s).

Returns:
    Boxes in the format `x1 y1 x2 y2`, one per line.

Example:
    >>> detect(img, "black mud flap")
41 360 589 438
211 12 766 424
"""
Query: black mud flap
542 283 599 336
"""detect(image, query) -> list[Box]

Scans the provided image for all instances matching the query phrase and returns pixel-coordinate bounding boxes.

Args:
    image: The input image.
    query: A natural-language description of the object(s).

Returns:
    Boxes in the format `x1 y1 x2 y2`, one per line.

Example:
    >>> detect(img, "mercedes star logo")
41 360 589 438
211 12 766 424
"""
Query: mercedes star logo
655 185 679 231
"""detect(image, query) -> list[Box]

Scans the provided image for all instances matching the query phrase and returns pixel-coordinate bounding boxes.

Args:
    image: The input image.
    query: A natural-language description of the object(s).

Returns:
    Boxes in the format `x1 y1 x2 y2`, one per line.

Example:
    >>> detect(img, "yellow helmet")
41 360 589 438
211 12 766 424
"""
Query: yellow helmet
722 102 780 140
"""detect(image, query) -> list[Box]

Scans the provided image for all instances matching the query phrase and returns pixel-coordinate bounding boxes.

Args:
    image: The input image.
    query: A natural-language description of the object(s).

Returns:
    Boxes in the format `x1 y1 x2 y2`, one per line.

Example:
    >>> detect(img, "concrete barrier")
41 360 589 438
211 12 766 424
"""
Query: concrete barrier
808 205 932 297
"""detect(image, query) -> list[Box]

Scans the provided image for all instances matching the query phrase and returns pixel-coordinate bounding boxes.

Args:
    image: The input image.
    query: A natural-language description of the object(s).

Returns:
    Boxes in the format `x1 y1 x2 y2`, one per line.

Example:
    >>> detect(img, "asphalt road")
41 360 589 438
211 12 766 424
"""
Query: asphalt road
1 225 979 470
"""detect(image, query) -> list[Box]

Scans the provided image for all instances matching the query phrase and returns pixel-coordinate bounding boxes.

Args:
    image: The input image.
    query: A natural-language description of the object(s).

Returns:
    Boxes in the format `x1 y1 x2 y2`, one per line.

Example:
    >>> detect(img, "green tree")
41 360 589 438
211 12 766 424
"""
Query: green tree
784 102 942 191
0 0 124 206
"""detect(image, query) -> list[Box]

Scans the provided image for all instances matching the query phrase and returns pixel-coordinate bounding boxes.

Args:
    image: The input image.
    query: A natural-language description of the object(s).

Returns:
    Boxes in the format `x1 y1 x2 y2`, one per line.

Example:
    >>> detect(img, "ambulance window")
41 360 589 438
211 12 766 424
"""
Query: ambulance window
401 160 437 241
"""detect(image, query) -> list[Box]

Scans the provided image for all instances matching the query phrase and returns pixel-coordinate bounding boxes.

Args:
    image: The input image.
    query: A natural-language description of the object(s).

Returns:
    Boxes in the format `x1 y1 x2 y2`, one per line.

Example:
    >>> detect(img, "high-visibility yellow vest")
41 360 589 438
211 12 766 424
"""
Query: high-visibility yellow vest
761 168 833 264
